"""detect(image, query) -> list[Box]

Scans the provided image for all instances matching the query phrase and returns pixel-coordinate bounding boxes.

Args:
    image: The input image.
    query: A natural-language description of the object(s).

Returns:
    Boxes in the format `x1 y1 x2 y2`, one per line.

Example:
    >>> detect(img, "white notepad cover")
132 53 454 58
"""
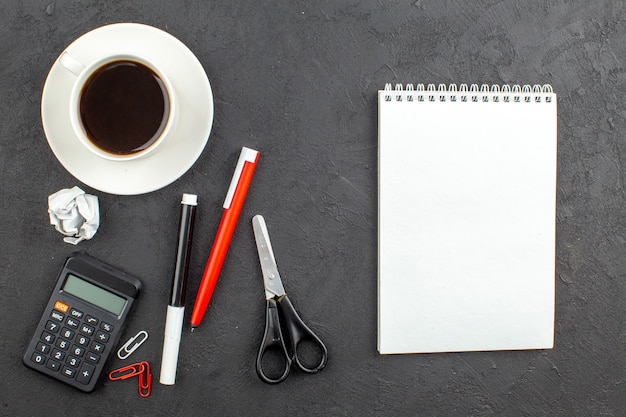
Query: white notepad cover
378 84 557 354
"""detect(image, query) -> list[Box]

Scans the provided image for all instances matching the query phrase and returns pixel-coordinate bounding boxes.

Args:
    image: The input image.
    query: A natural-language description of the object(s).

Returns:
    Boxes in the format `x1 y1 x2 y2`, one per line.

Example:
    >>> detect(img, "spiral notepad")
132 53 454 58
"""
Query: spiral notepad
378 83 557 354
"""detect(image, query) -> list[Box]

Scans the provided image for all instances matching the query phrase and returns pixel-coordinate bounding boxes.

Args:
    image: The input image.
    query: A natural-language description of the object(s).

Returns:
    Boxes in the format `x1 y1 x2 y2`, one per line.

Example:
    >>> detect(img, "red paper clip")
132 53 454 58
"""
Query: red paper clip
108 361 151 398
109 362 143 380
138 361 152 398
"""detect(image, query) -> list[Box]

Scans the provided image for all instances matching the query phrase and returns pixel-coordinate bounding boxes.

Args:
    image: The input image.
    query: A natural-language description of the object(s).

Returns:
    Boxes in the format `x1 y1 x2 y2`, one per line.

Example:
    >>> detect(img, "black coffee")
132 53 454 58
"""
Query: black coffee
79 60 169 155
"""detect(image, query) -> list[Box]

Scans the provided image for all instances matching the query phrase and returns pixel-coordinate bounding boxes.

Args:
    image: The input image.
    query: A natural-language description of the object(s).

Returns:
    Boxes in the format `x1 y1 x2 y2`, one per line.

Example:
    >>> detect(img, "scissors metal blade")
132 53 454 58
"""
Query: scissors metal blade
252 215 286 300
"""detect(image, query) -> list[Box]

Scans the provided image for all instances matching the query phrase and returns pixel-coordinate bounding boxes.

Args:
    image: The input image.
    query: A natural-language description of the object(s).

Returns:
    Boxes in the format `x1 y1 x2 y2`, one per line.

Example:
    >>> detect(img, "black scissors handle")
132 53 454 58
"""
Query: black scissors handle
256 299 291 384
278 295 328 374
256 296 328 384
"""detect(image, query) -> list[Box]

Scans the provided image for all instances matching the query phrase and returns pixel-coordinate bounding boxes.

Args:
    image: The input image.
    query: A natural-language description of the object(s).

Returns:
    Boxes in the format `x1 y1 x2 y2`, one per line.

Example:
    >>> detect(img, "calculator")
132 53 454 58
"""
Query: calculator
22 253 142 392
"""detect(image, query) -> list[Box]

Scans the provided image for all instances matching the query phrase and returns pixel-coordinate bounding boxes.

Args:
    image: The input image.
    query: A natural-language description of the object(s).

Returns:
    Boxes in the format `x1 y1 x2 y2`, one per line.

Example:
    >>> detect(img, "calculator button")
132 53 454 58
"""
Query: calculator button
31 352 46 365
61 328 75 340
46 359 61 371
95 331 110 343
71 345 85 357
61 366 75 378
55 338 70 350
80 324 95 336
45 321 60 333
66 356 81 368
50 310 64 322
85 315 99 325
90 341 105 354
100 322 114 333
66 318 80 329
85 352 100 364
51 349 66 361
35 342 51 354
41 331 55 344
69 308 84 319
54 301 69 313
76 363 96 385
76 335 90 347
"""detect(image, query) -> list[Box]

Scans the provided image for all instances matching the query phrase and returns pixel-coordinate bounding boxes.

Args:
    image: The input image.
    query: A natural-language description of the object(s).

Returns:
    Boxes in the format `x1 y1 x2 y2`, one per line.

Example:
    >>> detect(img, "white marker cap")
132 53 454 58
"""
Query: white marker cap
159 305 185 385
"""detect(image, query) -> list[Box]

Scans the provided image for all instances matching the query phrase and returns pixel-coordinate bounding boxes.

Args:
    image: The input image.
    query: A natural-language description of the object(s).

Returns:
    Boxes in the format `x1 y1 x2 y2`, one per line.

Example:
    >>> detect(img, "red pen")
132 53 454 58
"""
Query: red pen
190 147 260 330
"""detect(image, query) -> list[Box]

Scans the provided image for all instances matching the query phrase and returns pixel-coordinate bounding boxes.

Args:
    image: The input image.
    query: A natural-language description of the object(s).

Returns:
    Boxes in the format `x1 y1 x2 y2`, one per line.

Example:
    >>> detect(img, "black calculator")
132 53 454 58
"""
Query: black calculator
23 253 142 392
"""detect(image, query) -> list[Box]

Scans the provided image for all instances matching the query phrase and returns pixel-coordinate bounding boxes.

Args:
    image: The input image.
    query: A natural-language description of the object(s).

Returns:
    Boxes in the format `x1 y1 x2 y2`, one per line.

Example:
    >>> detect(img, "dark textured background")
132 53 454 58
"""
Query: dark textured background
1 1 624 416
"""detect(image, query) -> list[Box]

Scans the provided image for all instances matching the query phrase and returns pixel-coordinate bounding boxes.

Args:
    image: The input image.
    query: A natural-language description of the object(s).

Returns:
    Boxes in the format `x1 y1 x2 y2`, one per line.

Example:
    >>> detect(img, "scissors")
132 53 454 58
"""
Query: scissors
252 215 328 384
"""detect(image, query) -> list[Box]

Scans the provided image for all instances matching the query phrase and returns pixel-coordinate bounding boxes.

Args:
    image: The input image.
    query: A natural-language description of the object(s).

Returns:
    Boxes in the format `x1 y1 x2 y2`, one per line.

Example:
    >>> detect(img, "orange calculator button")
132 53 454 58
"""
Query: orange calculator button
54 301 69 313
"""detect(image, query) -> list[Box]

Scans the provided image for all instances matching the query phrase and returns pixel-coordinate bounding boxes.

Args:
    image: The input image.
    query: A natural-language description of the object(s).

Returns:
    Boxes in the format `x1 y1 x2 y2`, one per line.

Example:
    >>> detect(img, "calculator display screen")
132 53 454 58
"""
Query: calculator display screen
63 274 126 315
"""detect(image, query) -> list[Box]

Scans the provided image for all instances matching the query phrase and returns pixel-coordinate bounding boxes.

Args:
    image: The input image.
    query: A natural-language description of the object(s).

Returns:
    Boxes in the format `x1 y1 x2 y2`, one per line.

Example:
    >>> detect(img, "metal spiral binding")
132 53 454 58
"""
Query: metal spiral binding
383 83 554 103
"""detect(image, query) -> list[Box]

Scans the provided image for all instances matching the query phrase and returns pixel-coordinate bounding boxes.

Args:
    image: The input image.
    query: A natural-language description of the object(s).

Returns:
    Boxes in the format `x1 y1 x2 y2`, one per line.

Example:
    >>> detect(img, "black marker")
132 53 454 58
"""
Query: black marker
160 193 197 385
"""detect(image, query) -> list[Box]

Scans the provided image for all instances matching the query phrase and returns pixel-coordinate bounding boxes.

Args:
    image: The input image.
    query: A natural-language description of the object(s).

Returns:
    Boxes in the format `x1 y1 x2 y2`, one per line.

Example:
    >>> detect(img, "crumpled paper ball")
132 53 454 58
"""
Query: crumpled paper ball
48 186 100 245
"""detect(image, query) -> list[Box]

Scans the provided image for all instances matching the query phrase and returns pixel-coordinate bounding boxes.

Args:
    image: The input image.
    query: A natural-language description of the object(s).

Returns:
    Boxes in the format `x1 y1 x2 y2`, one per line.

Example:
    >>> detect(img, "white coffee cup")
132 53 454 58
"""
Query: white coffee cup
59 51 179 161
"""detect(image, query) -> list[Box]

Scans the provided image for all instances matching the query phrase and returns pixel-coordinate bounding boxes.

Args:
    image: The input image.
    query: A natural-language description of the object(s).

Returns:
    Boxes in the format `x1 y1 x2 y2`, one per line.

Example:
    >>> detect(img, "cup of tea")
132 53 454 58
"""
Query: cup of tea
59 51 178 161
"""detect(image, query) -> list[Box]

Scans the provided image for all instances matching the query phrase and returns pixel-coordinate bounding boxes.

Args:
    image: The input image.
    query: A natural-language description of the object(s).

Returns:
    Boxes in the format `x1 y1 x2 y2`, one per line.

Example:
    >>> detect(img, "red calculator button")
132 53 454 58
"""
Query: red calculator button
54 301 69 313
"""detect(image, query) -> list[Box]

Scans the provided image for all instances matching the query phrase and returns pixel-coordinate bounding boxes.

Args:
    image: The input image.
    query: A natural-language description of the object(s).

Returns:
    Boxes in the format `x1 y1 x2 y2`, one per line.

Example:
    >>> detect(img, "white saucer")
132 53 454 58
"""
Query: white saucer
41 23 214 195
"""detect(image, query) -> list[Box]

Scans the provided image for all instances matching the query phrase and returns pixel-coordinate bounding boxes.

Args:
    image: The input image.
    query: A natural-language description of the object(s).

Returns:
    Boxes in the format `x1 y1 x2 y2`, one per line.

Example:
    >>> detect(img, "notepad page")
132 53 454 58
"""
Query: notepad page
378 87 557 354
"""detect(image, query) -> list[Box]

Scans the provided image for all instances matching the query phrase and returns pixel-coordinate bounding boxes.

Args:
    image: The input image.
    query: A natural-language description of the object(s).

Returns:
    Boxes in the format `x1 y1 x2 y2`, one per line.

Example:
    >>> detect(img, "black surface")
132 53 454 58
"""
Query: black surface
1 1 624 416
